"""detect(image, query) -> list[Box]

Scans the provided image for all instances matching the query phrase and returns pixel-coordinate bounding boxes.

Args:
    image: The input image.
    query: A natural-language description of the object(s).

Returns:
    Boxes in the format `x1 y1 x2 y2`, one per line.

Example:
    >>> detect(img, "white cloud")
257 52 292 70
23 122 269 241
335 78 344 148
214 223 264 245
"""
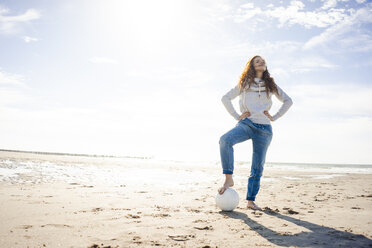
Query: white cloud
0 69 25 87
356 0 366 3
234 7 262 23
22 35 38 43
290 0 306 10
0 7 41 34
241 3 254 9
268 55 339 78
202 1 234 22
320 0 338 10
289 56 338 72
213 40 302 59
267 2 347 28
205 40 339 73
233 0 349 28
304 6 372 49
338 34 372 52
89 57 118 64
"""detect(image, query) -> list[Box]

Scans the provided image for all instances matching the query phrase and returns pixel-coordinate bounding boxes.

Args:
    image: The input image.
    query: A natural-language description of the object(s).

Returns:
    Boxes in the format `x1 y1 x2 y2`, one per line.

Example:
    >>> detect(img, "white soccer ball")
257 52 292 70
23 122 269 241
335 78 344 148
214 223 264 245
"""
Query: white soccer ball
215 188 239 211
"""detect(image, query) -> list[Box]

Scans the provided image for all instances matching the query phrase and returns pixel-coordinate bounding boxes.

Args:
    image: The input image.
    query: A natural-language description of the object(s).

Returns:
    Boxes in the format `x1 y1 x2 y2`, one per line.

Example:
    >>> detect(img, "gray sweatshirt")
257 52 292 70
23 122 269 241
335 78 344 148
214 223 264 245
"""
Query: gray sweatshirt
221 78 293 124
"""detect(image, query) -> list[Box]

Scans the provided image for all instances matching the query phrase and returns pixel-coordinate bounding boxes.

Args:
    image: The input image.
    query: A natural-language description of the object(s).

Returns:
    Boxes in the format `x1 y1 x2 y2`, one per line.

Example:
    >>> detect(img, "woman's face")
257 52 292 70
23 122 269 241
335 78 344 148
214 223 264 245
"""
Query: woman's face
253 56 266 73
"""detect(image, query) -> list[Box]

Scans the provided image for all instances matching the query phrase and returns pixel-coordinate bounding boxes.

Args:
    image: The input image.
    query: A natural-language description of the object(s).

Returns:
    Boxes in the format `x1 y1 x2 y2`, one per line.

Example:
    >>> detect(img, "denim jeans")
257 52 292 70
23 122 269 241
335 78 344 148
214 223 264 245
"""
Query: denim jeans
219 117 273 201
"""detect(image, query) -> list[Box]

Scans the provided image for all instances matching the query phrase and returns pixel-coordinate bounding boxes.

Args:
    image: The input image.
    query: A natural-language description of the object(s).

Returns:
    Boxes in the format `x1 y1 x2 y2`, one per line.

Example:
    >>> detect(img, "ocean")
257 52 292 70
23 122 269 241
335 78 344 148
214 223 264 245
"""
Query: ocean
0 150 371 186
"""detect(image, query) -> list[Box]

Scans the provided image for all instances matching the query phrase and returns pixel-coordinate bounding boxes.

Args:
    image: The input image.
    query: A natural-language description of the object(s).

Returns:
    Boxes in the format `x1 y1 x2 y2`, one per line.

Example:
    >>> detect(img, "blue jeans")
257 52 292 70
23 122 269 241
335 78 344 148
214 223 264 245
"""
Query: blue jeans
219 117 273 201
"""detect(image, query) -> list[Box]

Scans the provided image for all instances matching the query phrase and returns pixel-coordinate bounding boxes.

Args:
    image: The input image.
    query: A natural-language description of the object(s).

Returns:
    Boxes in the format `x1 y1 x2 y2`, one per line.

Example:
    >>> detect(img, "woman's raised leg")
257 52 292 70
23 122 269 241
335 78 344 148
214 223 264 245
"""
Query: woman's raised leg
218 122 252 194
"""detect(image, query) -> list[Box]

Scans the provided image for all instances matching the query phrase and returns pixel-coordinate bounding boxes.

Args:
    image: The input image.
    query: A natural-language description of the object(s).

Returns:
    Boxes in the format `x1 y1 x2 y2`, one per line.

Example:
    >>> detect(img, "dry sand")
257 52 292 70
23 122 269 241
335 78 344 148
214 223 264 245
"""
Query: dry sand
0 151 371 248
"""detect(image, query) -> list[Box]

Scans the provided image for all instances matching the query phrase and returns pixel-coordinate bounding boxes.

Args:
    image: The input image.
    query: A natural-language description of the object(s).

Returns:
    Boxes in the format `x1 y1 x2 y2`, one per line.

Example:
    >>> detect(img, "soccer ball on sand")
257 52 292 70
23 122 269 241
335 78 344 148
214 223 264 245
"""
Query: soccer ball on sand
215 188 239 211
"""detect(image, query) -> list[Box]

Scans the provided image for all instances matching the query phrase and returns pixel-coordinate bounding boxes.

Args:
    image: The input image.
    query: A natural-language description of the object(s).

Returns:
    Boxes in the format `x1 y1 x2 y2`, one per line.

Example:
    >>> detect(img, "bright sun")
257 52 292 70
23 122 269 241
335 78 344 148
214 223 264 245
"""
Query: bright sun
95 0 198 57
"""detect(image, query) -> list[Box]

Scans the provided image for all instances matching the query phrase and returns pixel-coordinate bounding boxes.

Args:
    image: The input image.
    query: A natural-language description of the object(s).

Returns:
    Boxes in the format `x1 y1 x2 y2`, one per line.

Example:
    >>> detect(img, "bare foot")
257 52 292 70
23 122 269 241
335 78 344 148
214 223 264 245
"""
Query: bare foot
218 175 234 195
247 201 262 210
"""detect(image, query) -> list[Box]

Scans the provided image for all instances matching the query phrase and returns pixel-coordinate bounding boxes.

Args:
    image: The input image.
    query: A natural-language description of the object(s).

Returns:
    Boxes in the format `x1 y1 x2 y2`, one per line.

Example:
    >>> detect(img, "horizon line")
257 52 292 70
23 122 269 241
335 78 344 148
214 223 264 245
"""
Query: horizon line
0 149 371 166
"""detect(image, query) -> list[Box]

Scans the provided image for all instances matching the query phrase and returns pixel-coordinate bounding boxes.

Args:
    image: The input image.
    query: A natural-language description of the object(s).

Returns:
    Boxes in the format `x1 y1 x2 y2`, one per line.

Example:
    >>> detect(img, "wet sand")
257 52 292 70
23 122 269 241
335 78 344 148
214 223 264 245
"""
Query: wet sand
0 151 371 247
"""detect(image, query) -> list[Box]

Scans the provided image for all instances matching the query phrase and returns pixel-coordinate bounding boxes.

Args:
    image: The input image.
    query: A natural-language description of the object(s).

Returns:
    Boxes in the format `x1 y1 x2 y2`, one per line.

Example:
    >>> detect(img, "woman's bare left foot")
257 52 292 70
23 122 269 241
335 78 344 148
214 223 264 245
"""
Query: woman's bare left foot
218 175 234 195
247 201 262 210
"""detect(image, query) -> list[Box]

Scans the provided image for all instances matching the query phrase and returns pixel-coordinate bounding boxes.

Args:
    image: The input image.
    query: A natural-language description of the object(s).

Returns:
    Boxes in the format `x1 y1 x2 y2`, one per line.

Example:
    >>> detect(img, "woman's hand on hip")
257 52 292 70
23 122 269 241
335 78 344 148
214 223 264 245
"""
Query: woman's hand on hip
238 111 251 121
263 111 274 121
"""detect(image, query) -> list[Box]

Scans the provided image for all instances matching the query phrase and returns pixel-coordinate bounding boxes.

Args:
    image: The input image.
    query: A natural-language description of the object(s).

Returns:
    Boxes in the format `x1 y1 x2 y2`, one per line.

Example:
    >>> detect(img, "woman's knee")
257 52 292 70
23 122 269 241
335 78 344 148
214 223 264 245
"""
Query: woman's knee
250 170 263 178
219 134 230 146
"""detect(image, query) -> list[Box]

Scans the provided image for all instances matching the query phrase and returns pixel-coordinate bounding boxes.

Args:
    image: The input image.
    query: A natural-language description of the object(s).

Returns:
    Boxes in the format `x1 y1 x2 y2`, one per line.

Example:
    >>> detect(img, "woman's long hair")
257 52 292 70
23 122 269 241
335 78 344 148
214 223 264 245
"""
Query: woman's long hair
238 55 278 97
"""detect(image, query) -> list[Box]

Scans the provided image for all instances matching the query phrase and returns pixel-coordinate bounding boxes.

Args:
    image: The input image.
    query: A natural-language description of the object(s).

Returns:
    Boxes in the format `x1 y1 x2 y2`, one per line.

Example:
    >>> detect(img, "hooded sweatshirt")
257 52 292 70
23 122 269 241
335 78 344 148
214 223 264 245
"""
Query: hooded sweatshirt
221 78 293 125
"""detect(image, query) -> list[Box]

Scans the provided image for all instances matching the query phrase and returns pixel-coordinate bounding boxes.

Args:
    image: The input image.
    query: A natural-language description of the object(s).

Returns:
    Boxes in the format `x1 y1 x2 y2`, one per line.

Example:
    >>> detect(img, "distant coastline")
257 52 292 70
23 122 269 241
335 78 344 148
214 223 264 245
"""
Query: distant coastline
0 149 371 167
0 149 153 160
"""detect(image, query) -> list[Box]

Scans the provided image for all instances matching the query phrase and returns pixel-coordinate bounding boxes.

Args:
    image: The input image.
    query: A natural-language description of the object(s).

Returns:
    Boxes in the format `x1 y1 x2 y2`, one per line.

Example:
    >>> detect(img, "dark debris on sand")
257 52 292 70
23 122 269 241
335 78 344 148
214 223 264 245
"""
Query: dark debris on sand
168 234 195 241
88 244 118 248
263 207 280 214
264 207 299 215
194 225 214 230
283 207 299 214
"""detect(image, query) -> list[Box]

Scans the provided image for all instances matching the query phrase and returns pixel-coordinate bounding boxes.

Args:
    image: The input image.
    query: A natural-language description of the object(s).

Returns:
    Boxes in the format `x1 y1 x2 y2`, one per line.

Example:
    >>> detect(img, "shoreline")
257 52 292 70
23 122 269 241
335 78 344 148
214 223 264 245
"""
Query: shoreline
1 149 371 168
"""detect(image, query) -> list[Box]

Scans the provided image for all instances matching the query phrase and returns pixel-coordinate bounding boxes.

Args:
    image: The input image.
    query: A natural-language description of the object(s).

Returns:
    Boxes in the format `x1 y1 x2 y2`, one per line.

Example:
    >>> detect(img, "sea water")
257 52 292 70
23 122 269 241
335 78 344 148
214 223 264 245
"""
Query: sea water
0 153 371 186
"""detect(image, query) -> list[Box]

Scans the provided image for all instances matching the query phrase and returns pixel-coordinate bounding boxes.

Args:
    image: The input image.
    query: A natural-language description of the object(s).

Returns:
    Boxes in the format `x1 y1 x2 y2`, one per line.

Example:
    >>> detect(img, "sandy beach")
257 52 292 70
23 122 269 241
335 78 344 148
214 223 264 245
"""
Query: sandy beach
0 151 371 248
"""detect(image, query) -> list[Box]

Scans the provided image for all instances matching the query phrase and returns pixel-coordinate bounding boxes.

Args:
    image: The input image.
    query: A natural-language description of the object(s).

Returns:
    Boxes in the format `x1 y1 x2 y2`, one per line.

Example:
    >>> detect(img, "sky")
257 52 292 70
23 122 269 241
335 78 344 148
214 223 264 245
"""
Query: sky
0 0 372 164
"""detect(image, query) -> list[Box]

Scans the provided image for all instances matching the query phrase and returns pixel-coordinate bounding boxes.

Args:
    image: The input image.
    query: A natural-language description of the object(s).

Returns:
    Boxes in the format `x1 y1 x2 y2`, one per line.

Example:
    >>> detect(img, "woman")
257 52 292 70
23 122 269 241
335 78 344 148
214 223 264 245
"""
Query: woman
218 55 293 210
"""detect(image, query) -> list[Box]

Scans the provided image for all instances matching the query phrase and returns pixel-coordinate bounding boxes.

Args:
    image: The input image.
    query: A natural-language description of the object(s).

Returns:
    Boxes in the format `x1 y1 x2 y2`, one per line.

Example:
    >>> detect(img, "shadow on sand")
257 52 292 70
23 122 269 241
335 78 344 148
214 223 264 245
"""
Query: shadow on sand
220 209 372 247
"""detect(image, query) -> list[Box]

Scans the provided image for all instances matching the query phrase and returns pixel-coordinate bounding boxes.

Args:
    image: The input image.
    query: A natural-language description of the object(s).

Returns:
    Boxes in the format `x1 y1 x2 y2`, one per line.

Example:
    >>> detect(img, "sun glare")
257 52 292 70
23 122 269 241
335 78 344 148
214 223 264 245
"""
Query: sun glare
95 0 198 57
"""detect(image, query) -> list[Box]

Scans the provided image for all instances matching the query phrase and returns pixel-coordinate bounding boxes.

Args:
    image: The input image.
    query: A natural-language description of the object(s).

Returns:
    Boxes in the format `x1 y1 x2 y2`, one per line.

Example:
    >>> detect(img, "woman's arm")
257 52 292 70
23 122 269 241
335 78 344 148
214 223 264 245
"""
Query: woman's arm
272 85 293 121
221 85 241 120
